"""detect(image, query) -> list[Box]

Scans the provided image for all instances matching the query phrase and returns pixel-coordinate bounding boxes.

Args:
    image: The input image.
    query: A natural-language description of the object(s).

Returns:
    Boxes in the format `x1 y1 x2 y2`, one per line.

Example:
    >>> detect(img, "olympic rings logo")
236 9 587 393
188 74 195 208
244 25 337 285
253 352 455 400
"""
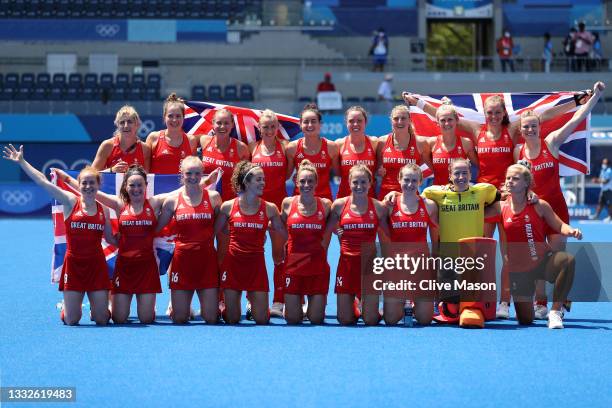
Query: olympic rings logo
42 159 92 178
1 190 33 206
95 24 120 38
138 120 156 139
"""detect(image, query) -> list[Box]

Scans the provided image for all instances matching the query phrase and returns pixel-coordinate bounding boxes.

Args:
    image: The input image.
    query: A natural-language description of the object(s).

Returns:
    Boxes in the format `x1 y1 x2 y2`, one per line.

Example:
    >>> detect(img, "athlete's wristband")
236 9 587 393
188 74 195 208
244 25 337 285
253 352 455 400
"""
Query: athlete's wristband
416 99 426 110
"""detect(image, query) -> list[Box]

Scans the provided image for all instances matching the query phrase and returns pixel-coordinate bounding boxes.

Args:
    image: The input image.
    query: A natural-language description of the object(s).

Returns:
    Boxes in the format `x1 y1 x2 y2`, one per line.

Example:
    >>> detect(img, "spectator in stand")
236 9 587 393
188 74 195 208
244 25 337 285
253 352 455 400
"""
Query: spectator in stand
316 72 336 93
497 30 514 72
591 33 603 71
563 27 577 72
590 158 612 222
542 32 553 73
574 22 594 72
377 74 393 102
370 28 389 72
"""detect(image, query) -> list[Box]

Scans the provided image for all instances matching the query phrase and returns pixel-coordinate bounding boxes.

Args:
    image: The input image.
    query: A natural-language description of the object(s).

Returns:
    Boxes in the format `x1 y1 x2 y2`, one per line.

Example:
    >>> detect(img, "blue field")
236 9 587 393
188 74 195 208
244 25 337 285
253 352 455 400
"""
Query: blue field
0 219 611 407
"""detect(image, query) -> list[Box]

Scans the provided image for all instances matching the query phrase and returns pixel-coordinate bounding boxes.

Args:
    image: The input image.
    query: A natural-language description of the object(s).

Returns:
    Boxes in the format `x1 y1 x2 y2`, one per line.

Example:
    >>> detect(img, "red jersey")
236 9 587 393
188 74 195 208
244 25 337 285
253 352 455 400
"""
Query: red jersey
431 135 467 185
117 200 156 258
150 130 193 174
476 125 514 189
389 196 433 243
60 200 110 292
228 199 268 255
285 197 328 276
501 201 550 272
65 200 106 257
174 190 215 248
201 136 241 201
339 197 379 256
337 136 376 198
251 139 287 209
519 142 569 224
379 133 422 198
104 136 145 170
293 138 333 200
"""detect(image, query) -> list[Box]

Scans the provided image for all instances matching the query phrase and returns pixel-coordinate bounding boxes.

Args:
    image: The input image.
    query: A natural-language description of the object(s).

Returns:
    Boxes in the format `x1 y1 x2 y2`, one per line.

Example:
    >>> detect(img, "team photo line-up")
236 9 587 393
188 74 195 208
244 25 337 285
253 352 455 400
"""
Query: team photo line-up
3 81 604 329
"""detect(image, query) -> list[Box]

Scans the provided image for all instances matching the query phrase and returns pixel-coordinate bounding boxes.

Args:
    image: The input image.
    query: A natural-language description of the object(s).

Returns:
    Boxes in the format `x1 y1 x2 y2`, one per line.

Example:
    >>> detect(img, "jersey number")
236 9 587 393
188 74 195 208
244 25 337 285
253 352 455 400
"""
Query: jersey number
221 271 227 282
114 276 120 287
171 272 179 283
336 277 343 287
285 277 291 287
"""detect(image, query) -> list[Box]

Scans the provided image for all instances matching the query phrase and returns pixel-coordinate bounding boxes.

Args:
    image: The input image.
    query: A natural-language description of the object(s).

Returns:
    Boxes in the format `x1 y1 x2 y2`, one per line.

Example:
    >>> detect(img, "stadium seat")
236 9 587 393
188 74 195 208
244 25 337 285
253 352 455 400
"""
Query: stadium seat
116 73 130 87
298 97 312 103
144 86 160 101
20 73 35 88
56 0 70 17
223 85 238 101
127 86 144 101
147 74 161 89
40 0 54 18
5 73 19 88
68 73 82 86
12 0 25 17
362 97 376 103
84 73 98 87
110 85 127 101
52 73 67 87
32 84 48 100
24 0 40 18
100 0 114 18
115 0 129 18
84 0 99 18
0 86 14 101
128 0 144 18
191 85 206 101
239 84 254 101
100 73 114 90
49 85 65 100
66 74 82 101
208 85 222 101
131 74 145 88
0 0 10 18
345 97 360 103
36 73 51 88
70 0 85 17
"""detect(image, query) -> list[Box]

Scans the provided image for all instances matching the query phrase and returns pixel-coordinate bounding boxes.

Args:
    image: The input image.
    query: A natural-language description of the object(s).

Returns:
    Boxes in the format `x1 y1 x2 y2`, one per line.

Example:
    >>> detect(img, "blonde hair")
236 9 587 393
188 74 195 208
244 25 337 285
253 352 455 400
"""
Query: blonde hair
436 103 459 121
520 110 540 124
179 156 203 173
348 164 373 183
163 93 185 118
449 158 471 174
114 105 140 129
398 163 423 183
258 109 278 125
297 159 318 182
508 162 534 192
390 105 417 141
345 105 368 123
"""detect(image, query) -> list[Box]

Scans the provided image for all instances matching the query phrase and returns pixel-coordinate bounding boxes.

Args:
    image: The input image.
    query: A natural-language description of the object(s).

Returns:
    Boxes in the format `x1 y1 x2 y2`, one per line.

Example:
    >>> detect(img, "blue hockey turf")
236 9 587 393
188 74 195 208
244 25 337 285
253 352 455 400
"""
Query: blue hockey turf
0 218 611 407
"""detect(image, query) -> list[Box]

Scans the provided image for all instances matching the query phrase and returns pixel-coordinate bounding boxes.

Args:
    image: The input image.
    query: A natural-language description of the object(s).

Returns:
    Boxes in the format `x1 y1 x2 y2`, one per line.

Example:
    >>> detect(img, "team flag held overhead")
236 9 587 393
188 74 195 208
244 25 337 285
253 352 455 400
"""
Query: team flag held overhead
408 92 590 175
183 101 302 144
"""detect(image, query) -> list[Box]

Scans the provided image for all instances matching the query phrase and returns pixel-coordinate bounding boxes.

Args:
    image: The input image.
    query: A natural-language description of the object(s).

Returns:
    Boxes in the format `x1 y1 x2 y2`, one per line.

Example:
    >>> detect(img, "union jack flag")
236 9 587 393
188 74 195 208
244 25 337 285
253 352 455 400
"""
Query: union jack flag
409 92 590 175
49 170 220 283
183 101 302 144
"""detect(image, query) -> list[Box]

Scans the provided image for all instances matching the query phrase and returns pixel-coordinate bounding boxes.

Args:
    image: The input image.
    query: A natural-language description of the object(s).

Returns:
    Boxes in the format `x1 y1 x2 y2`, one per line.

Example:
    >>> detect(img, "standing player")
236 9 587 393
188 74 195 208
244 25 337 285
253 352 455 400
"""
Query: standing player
249 109 289 317
514 81 604 318
57 165 170 324
490 163 581 328
214 161 286 324
412 101 479 186
326 164 390 325
376 105 431 200
200 108 250 201
146 93 199 174
3 145 115 325
92 105 151 173
156 156 222 324
281 160 332 324
382 163 438 325
335 106 378 198
286 103 340 201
